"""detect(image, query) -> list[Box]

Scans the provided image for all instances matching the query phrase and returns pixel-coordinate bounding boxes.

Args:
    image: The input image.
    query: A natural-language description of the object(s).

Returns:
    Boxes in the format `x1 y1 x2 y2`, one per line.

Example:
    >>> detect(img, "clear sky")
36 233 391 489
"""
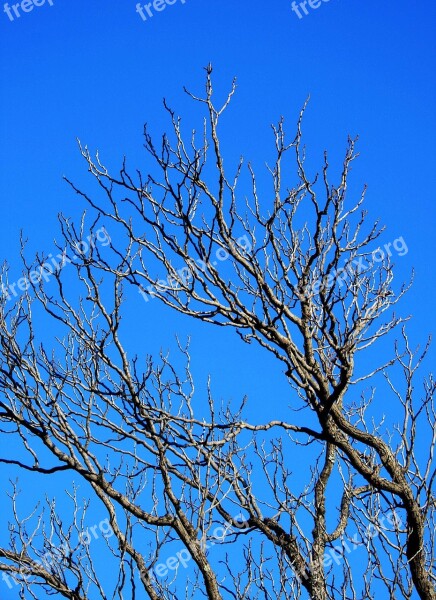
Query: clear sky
0 0 435 598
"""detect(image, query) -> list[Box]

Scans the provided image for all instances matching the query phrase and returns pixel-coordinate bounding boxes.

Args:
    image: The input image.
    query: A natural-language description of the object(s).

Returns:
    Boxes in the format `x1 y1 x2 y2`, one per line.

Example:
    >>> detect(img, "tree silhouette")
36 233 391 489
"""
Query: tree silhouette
0 67 434 599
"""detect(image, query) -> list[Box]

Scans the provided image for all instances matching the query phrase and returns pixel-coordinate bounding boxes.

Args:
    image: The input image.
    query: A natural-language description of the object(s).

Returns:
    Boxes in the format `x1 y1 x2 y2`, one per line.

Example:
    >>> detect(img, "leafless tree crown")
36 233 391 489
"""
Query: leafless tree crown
0 67 434 599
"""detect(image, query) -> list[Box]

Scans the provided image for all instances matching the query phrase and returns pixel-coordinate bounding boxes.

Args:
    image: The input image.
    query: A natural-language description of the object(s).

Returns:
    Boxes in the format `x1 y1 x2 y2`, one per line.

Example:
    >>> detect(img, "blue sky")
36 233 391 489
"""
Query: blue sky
0 0 435 597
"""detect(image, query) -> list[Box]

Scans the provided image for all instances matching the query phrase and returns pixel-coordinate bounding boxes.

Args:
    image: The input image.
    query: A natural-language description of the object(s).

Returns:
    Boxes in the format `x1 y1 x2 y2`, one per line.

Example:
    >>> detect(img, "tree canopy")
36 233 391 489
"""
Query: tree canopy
0 68 434 600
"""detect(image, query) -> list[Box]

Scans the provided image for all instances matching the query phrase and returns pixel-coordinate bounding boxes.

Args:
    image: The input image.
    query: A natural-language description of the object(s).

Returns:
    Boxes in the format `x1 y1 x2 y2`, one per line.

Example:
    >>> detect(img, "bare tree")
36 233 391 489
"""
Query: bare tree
0 66 434 599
